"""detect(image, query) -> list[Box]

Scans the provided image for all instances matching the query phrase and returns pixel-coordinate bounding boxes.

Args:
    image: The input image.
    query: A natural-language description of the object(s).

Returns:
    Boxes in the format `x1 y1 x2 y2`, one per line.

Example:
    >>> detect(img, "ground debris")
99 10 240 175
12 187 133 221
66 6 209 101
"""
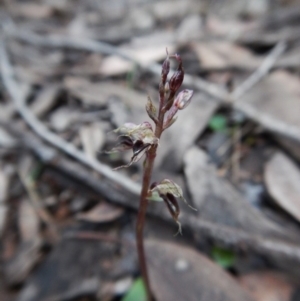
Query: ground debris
1 0 300 300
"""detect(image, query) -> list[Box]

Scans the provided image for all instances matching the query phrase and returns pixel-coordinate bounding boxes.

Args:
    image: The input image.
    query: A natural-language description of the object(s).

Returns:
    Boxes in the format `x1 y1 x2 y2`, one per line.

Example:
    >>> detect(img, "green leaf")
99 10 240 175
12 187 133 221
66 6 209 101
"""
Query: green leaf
108 152 121 161
212 246 236 268
126 64 138 89
29 162 44 181
208 115 227 132
121 278 147 301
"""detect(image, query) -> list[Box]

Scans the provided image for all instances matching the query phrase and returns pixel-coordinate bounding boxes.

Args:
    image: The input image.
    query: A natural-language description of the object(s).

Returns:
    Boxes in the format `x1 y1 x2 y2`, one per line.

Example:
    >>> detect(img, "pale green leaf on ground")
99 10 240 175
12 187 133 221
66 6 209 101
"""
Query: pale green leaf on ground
121 277 147 301
212 246 236 268
208 114 227 132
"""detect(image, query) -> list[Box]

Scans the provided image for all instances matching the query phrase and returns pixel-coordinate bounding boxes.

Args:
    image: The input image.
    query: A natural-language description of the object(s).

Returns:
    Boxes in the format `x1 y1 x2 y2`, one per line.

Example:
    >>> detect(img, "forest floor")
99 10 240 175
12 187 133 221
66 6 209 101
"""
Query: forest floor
1 1 300 300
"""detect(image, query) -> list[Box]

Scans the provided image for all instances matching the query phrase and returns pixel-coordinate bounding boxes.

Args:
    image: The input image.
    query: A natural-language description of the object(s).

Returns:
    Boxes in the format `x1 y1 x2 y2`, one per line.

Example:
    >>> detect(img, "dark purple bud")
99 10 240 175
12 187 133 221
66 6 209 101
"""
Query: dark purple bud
161 50 170 84
169 54 184 93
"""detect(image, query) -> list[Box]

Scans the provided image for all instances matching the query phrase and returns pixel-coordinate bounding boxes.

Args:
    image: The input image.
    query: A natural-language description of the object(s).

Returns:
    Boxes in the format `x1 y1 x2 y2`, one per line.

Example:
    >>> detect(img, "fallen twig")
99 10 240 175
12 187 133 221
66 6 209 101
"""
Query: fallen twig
5 26 228 102
0 38 141 196
10 125 300 272
6 27 300 143
232 41 287 99
18 167 59 241
230 41 300 142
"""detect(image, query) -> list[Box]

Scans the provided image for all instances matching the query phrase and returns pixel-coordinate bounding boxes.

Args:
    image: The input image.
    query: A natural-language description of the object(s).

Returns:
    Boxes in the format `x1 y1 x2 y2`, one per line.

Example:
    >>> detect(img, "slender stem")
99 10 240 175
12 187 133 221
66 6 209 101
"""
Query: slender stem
136 148 156 301
136 98 165 301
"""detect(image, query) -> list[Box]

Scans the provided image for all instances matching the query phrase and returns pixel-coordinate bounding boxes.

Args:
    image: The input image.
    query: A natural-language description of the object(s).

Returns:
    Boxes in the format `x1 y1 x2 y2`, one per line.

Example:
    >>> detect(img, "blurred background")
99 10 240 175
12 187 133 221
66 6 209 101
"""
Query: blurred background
1 0 300 300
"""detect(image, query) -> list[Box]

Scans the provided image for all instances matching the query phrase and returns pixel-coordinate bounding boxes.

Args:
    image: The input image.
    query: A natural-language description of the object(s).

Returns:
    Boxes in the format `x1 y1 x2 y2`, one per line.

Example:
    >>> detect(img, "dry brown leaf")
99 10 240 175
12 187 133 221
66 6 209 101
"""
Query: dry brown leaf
128 8 155 30
99 56 133 76
3 238 42 286
184 147 291 238
49 107 79 132
99 45 175 76
0 103 15 123
18 199 40 242
64 77 110 106
79 123 105 159
0 126 17 148
207 16 251 38
156 92 217 171
77 202 124 223
237 71 300 136
265 152 300 222
146 239 254 301
9 3 54 19
69 54 103 76
0 166 9 235
64 77 149 124
192 41 261 70
30 85 60 117
176 14 203 42
151 0 201 20
238 271 294 301
276 135 300 163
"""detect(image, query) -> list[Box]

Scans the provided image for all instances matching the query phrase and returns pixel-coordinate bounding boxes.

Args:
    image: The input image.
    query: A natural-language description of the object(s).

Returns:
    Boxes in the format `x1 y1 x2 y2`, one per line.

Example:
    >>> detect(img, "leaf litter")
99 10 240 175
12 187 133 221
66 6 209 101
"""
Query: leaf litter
2 0 300 300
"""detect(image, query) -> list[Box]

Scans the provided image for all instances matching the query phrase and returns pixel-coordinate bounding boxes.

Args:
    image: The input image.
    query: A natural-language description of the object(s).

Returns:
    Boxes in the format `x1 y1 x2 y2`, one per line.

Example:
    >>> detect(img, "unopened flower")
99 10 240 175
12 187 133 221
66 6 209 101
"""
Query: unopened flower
161 53 170 84
169 54 184 93
147 179 197 235
174 89 193 110
162 89 194 130
108 122 159 169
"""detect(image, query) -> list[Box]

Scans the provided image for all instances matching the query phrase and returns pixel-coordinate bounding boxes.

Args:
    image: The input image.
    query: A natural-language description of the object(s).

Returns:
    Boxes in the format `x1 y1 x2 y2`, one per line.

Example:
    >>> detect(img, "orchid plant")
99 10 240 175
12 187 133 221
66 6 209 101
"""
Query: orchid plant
109 52 195 301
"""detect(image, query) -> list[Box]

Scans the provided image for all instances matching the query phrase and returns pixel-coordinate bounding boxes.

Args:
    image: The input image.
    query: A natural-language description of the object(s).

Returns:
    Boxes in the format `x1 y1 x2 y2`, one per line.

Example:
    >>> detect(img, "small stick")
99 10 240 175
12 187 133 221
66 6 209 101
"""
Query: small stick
232 41 287 100
5 26 228 102
18 169 58 241
0 38 141 196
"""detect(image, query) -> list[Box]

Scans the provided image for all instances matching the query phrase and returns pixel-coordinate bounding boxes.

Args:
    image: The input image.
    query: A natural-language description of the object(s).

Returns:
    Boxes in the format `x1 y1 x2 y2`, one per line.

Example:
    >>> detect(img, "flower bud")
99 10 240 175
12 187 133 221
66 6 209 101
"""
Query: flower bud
169 54 184 93
161 54 170 84
174 89 194 110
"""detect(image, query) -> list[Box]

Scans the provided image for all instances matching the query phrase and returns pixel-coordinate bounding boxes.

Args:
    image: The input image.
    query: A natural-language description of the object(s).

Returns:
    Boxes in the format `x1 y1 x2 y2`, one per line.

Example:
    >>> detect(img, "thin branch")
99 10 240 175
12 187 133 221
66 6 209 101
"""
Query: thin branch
8 124 300 269
231 41 287 99
3 25 299 167
7 27 300 143
234 100 300 142
182 214 300 266
0 38 141 196
5 26 228 102
18 168 58 241
230 41 300 142
230 40 300 142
